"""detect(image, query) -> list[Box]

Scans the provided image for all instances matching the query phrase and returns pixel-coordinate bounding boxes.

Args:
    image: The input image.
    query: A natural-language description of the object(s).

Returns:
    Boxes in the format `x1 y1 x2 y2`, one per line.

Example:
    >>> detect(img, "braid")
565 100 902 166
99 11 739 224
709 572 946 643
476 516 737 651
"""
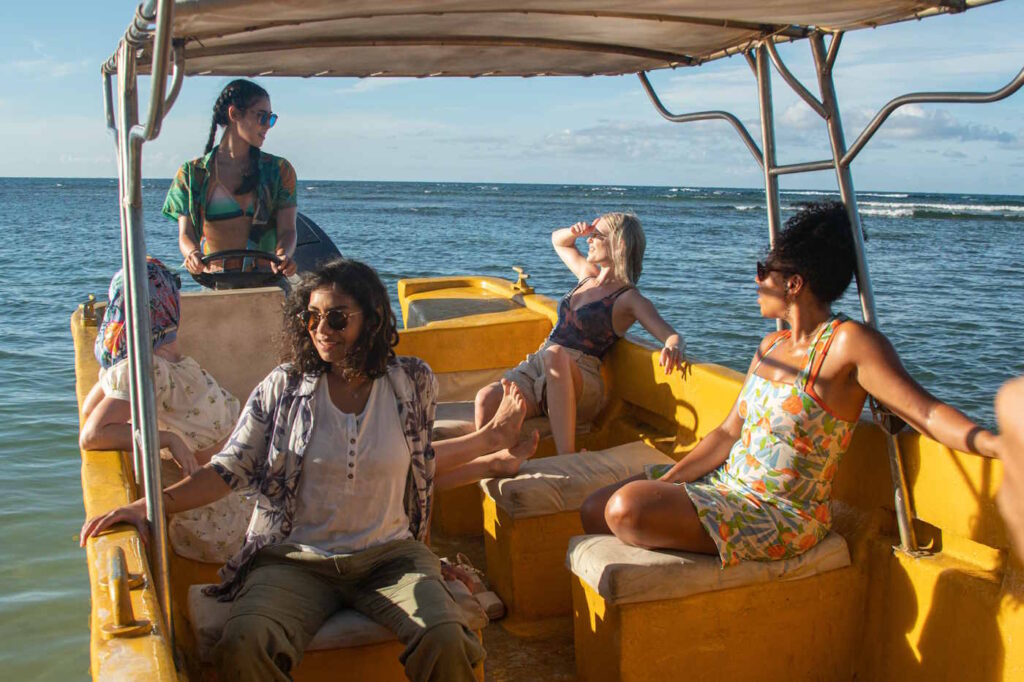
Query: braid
203 79 269 172
203 84 235 154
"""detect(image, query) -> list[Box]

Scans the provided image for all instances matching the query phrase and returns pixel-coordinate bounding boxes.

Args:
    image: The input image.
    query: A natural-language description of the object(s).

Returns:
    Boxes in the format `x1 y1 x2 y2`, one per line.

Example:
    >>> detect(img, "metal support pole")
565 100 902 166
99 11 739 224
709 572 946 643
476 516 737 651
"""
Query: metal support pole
754 45 785 332
755 46 782 246
810 33 920 554
116 37 175 645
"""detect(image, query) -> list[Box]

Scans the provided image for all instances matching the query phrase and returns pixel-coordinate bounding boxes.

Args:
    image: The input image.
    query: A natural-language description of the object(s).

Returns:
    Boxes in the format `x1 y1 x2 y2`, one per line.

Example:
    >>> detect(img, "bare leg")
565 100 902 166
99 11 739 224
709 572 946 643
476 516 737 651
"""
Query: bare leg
605 480 718 555
541 344 584 454
436 430 540 491
474 381 505 430
580 474 645 534
436 381 538 490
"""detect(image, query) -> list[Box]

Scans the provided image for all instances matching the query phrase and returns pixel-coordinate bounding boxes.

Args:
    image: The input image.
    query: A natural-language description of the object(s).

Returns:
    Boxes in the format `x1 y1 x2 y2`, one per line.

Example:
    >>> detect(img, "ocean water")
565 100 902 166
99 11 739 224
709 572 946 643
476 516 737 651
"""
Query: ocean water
1 177 1021 679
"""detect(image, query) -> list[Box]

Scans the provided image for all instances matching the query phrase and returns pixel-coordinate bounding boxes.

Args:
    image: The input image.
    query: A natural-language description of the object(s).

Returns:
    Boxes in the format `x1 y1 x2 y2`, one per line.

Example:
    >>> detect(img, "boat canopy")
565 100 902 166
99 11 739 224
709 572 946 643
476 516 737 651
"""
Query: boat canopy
121 0 999 78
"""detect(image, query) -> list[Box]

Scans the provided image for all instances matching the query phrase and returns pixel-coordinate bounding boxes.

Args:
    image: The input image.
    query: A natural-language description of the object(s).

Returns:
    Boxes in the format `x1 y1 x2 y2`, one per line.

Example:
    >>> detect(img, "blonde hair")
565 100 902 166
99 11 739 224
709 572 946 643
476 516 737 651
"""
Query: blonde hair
602 212 645 284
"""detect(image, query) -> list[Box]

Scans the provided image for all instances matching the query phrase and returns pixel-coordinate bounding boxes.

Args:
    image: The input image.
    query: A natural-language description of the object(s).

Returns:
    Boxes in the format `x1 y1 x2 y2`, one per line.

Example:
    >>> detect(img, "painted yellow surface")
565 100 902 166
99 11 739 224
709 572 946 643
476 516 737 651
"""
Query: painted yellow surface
73 308 179 682
482 495 584 620
75 275 1024 681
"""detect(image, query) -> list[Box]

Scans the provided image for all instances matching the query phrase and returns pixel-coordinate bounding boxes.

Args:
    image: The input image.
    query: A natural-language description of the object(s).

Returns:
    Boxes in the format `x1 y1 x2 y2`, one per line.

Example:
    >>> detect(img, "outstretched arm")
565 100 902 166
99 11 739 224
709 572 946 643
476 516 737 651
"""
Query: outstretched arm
551 222 601 280
79 465 231 546
849 323 999 457
621 291 685 375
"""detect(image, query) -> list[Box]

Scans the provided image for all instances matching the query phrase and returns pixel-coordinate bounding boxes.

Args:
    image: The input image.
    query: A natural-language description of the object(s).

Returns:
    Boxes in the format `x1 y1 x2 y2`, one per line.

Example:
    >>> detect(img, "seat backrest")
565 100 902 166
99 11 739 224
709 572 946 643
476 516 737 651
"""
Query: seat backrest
178 287 285 403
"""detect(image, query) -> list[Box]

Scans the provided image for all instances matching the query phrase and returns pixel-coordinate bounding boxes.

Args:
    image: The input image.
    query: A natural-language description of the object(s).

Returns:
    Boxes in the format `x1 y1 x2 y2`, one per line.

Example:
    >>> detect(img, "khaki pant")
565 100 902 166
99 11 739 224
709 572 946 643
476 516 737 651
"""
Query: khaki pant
214 539 485 681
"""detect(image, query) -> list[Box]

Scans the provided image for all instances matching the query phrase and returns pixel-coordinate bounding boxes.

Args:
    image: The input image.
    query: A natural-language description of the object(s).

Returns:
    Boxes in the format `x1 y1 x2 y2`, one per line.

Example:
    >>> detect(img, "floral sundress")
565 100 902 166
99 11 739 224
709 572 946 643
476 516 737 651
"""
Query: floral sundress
650 316 856 566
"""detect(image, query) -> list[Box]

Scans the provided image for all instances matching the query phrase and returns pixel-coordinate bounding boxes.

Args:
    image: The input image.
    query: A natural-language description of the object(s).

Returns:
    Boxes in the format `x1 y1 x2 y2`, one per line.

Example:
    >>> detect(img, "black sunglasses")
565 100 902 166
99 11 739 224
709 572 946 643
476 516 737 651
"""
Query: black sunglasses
298 308 361 333
756 260 796 281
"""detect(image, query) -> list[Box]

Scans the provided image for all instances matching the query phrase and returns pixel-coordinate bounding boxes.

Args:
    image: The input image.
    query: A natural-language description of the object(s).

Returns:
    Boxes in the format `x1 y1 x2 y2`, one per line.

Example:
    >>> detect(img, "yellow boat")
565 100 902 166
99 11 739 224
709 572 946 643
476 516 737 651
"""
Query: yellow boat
75 1 1024 680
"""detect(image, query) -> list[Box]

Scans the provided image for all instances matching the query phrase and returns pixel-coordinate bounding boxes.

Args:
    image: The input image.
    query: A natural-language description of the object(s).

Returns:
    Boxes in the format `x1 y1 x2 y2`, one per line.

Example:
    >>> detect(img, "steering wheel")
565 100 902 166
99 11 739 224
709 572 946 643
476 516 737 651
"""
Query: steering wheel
191 249 284 289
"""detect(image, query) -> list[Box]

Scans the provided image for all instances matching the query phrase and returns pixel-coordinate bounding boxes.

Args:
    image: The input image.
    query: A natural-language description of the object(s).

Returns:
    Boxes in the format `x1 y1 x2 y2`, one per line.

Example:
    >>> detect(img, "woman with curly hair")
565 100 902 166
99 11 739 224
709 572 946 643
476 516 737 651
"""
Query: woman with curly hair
80 258 534 680
163 78 298 276
580 202 999 566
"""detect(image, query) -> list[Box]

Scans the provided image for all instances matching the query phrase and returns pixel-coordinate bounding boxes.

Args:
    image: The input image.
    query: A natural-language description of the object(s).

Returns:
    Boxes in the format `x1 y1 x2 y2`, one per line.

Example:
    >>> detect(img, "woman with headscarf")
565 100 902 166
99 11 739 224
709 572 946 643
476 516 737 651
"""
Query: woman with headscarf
80 257 240 474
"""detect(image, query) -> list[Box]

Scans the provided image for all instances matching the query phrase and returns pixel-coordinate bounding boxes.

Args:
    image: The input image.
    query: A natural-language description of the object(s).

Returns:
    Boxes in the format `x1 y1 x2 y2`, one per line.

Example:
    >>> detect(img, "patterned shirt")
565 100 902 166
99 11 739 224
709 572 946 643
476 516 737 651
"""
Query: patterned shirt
161 149 297 253
205 356 437 600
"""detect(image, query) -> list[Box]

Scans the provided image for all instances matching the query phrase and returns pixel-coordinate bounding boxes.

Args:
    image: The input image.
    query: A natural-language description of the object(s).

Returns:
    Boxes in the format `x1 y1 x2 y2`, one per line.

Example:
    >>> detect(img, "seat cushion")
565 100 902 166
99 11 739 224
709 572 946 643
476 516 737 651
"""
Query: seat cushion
567 532 851 606
432 400 592 442
479 441 674 520
188 580 488 663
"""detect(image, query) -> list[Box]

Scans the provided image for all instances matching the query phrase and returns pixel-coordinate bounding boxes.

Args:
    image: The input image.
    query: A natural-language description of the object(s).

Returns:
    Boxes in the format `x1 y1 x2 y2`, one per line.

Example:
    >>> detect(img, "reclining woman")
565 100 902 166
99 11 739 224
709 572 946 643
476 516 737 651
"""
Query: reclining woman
580 202 1000 566
165 78 298 277
80 258 539 681
475 212 685 454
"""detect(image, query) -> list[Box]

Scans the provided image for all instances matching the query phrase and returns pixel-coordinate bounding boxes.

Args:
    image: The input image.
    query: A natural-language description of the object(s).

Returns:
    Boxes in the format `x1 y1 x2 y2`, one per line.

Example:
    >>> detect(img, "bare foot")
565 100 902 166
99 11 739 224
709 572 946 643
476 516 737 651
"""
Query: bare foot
490 429 540 477
486 379 527 450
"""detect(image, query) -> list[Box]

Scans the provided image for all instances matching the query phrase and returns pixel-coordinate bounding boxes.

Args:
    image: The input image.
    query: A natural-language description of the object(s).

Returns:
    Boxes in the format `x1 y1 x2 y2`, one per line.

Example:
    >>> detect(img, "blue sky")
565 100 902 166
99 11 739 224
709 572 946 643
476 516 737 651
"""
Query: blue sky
1 2 1022 193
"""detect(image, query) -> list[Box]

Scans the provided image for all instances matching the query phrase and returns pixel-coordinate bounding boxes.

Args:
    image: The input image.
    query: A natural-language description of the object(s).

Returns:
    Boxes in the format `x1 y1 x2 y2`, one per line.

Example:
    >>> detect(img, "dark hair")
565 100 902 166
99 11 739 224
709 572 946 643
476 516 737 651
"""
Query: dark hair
204 79 269 195
282 259 399 378
765 201 857 304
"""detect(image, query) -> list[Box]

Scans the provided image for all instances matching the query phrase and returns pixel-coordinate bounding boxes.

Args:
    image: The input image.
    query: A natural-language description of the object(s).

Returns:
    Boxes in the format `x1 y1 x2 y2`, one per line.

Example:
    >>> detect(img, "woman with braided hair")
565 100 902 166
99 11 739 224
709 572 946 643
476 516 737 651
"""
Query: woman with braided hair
163 79 298 276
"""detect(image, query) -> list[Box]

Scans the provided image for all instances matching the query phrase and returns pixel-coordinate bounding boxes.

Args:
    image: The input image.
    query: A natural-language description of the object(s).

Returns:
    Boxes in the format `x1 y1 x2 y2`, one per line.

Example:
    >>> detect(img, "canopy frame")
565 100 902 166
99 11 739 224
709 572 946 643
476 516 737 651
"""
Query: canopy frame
100 4 1024 636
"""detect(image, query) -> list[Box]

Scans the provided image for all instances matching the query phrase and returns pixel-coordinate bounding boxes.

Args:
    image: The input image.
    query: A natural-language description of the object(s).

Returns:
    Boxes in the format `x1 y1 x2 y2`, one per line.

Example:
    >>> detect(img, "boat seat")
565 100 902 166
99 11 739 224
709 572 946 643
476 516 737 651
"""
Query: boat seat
432 400 592 441
187 580 488 664
568 532 855 681
567 532 850 606
478 441 674 619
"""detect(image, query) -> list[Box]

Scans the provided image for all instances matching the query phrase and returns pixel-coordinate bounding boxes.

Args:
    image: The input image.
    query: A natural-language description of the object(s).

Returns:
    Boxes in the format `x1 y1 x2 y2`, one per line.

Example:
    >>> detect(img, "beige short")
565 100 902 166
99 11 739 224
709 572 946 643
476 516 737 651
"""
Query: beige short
503 340 606 423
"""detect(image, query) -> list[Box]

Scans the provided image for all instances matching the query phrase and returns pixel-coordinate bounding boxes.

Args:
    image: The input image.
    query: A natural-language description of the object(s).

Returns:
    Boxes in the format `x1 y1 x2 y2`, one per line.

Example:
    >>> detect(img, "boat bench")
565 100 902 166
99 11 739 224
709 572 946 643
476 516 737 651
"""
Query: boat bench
567 533 855 681
430 400 594 537
477 440 674 619
187 582 487 681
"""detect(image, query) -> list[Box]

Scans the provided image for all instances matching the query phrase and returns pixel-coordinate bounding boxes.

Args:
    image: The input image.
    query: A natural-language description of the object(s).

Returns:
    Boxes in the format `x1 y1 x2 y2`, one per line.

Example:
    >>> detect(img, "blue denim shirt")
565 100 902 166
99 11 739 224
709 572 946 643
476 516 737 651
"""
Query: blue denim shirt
206 356 437 600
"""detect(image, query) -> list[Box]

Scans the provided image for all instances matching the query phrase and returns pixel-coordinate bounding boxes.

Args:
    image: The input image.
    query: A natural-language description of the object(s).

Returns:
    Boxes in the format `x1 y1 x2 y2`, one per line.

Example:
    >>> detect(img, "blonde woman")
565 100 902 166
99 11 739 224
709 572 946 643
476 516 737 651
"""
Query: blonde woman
474 213 684 454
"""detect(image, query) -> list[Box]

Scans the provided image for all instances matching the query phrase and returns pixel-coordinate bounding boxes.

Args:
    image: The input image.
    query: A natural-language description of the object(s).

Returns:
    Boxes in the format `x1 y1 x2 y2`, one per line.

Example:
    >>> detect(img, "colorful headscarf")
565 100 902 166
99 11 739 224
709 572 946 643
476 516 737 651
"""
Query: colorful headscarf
95 257 182 369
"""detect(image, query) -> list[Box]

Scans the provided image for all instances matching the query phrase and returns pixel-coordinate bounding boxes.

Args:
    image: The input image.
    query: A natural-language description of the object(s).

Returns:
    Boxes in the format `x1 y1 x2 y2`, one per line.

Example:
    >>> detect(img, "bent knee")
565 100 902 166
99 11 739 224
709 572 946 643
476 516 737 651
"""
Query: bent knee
542 344 572 374
605 488 645 537
415 622 485 667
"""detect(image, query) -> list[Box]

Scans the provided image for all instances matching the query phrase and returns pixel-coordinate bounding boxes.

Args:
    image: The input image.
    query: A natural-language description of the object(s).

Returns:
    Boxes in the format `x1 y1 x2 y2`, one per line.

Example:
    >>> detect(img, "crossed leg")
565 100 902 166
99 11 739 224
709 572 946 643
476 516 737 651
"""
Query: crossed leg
580 475 718 555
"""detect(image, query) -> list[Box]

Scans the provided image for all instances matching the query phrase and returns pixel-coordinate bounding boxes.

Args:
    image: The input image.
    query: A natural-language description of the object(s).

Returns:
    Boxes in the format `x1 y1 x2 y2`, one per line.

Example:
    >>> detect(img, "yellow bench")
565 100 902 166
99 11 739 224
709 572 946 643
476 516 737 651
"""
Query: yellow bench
568 533 854 681
479 441 674 620
186 583 487 681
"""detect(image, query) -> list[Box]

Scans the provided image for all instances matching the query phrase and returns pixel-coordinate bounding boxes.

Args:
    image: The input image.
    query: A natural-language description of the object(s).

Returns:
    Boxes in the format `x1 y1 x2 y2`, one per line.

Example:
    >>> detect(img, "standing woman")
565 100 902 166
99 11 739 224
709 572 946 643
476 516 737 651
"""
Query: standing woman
164 79 298 276
580 202 1000 566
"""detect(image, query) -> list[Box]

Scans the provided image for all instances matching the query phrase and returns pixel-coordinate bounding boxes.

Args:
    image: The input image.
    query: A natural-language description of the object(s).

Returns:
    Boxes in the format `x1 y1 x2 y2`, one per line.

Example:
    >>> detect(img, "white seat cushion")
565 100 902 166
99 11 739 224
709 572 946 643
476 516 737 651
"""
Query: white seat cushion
432 400 592 442
567 532 851 606
479 441 674 520
188 580 488 663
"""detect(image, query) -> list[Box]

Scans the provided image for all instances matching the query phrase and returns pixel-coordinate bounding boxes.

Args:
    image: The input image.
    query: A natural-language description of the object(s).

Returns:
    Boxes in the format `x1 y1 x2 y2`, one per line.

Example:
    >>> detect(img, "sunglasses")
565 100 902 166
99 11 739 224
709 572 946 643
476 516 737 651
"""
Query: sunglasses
756 261 795 281
253 110 278 128
298 308 361 333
